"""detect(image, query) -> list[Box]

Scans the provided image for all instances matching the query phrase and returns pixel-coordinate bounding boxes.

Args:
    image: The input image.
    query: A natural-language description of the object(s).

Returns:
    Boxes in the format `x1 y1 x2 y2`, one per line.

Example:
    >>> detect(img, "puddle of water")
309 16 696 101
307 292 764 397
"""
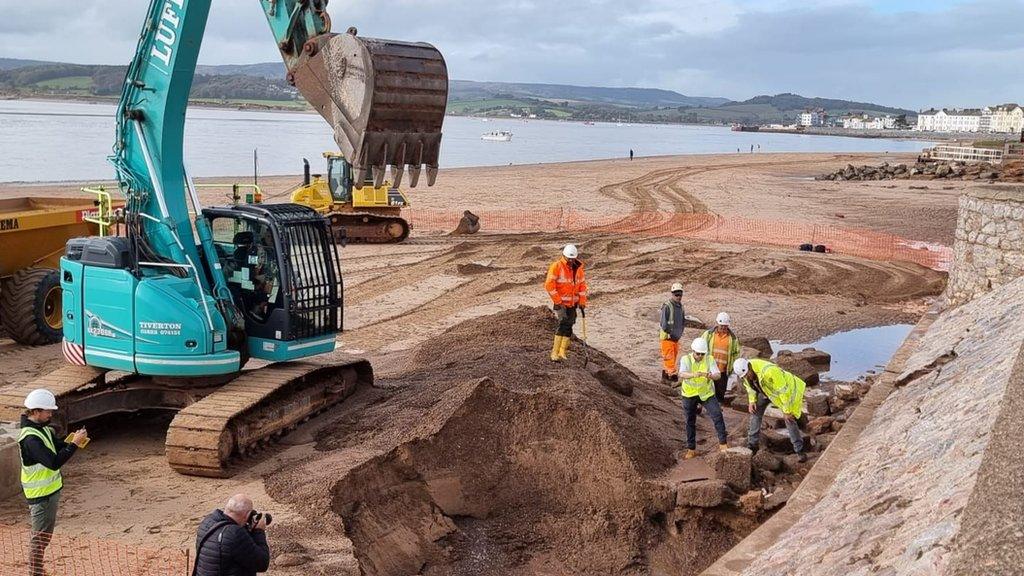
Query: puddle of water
772 324 913 382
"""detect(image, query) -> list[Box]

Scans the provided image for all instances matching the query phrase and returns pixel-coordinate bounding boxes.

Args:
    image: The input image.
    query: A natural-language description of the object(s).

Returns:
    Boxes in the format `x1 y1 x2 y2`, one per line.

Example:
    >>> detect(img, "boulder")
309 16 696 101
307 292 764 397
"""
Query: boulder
935 164 953 178
792 348 831 370
806 416 835 435
833 383 859 401
676 479 729 508
763 428 809 453
705 448 752 492
803 388 831 417
752 450 782 472
738 490 765 516
684 315 707 329
743 336 773 359
774 352 820 386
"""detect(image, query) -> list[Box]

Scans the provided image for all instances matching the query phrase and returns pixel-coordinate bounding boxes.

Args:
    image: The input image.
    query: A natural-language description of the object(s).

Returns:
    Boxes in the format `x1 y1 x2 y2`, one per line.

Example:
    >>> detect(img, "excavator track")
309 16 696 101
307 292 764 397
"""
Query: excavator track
165 359 372 478
328 212 411 244
0 365 108 425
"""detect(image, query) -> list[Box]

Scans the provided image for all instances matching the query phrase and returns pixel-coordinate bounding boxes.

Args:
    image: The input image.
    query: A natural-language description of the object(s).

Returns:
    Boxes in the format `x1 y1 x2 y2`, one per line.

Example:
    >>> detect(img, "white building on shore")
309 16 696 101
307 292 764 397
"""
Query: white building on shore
916 104 1023 133
798 109 826 127
842 114 900 130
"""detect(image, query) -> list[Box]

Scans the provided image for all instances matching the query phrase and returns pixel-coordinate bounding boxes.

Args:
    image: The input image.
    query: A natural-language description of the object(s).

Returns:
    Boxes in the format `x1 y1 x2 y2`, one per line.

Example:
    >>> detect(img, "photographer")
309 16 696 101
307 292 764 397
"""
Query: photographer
193 494 271 576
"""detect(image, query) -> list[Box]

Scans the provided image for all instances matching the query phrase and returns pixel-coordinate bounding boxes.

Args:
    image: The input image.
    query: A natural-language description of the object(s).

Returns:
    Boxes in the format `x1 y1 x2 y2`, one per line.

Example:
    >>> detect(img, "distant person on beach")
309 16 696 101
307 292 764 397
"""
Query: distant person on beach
630 149 634 161
750 144 754 153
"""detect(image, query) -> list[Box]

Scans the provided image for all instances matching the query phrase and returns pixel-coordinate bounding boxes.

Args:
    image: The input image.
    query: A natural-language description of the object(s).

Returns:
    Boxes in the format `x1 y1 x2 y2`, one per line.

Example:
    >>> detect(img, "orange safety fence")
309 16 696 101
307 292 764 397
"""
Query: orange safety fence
0 525 189 576
403 208 953 271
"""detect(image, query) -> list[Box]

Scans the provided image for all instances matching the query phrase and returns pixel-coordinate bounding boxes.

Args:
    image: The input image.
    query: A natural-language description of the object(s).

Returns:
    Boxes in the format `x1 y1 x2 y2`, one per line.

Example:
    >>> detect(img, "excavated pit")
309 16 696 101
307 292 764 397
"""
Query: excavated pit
267 307 767 575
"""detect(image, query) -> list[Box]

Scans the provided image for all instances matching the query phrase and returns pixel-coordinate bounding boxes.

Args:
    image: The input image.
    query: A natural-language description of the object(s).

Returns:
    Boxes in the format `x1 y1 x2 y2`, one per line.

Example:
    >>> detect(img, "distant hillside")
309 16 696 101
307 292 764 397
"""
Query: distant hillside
737 93 914 116
449 80 729 108
0 57 50 71
0 58 917 125
196 62 284 79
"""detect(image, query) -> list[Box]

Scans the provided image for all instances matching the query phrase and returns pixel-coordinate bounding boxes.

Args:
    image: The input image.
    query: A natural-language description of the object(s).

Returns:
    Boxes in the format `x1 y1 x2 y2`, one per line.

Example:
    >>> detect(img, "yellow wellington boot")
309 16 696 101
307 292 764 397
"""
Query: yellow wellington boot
557 335 571 360
550 335 563 361
684 449 698 460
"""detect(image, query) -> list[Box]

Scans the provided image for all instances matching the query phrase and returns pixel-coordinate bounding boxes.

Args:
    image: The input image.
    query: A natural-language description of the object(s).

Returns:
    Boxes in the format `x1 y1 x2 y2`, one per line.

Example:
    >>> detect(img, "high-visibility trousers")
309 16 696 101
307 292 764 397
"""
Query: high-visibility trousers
660 339 680 375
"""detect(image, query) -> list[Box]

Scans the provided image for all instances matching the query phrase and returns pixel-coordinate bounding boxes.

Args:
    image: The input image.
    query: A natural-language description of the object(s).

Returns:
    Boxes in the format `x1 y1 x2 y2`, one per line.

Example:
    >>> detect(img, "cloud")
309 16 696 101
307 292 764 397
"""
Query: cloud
0 0 1019 107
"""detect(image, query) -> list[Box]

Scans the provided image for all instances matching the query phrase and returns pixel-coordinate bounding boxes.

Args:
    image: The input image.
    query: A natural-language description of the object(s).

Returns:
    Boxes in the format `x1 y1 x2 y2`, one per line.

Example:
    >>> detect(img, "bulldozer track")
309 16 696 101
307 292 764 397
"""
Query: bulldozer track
165 359 372 478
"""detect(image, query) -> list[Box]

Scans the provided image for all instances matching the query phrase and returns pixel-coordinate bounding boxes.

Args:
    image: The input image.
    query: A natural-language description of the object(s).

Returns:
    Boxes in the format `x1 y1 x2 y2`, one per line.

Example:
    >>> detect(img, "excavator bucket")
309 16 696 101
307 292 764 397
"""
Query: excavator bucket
289 30 448 188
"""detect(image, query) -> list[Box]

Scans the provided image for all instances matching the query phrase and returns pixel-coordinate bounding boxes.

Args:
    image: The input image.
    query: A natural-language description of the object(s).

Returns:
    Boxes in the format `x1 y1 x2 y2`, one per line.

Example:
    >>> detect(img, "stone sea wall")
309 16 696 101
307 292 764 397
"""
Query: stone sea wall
946 186 1024 306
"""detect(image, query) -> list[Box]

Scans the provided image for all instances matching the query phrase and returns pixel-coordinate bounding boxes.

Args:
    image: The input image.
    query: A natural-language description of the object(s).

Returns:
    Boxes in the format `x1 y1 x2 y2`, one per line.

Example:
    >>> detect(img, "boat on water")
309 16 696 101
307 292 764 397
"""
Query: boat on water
481 130 513 142
731 124 760 132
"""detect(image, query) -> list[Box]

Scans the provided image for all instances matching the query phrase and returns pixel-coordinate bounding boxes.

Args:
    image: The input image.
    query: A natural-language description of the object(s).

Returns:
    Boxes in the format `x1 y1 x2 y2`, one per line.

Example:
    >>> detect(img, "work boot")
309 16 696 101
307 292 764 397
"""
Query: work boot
661 371 671 385
670 374 679 383
557 335 570 360
747 443 759 455
719 444 729 452
683 449 697 460
550 335 563 362
796 451 808 463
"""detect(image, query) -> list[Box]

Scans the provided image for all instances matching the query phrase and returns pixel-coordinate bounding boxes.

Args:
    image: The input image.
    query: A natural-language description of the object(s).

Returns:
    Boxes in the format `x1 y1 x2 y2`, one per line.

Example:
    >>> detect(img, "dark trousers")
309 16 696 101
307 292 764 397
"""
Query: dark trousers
748 394 804 453
713 372 729 403
556 305 577 337
682 396 728 449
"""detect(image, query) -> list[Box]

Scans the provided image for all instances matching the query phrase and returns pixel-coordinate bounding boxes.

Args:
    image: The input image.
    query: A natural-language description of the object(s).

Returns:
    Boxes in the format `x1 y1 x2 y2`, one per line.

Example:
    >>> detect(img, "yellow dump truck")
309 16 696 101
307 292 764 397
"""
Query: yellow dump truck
0 194 119 345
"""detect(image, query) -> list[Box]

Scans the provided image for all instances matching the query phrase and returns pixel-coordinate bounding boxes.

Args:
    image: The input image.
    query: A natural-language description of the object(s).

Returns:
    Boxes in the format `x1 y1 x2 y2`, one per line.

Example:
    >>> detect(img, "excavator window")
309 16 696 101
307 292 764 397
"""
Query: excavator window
210 217 282 323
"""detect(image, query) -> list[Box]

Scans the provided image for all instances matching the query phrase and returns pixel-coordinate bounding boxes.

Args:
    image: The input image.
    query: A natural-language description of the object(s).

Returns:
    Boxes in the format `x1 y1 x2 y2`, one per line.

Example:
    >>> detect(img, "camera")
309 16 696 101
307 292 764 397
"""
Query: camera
246 509 272 530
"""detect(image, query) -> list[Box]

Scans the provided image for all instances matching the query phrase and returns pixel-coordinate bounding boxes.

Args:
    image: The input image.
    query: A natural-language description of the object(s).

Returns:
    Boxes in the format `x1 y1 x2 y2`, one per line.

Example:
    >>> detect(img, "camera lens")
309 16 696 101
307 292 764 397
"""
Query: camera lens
264 513 272 526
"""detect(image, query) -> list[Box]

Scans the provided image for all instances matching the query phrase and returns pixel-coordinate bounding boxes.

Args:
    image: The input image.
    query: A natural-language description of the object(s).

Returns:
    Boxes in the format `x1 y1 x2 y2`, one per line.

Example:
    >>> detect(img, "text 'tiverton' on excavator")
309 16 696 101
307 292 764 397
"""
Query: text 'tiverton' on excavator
0 0 448 477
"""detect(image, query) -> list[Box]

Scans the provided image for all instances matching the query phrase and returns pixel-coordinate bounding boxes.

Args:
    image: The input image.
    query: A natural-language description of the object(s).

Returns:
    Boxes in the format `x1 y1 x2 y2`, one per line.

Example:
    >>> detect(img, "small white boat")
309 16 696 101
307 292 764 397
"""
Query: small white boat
481 130 513 142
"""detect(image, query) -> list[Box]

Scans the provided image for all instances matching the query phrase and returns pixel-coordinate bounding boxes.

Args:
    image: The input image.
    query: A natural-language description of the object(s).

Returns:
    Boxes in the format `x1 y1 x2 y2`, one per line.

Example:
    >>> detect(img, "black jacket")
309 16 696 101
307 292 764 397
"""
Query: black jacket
18 414 77 504
194 510 270 576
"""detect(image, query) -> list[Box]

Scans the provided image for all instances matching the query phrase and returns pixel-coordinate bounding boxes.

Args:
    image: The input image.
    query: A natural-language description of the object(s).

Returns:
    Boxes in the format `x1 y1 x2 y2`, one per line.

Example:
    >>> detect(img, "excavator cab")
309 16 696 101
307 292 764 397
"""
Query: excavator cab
204 204 341 361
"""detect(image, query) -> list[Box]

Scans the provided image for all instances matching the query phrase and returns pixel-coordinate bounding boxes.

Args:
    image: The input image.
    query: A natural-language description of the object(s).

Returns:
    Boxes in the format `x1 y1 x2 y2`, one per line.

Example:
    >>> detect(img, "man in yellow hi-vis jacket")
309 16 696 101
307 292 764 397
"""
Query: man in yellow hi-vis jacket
19 389 88 576
733 358 807 462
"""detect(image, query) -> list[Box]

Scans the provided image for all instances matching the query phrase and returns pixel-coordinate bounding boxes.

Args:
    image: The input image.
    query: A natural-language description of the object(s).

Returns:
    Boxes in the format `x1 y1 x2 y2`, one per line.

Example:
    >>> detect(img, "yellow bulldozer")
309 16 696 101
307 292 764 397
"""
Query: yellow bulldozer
292 152 412 243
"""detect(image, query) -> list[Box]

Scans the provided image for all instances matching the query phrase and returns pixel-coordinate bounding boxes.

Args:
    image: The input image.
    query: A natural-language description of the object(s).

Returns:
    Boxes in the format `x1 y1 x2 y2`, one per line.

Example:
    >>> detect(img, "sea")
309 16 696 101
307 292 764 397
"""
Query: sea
0 99 931 183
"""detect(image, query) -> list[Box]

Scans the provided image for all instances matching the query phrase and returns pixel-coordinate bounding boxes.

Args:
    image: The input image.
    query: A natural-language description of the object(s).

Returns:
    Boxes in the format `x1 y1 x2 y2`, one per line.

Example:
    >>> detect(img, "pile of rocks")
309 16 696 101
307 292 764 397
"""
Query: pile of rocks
817 160 1024 182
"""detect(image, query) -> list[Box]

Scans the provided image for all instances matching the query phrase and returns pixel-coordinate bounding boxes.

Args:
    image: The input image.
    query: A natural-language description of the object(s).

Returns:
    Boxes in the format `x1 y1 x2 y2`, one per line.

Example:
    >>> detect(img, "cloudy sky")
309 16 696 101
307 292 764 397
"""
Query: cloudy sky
1 0 1020 109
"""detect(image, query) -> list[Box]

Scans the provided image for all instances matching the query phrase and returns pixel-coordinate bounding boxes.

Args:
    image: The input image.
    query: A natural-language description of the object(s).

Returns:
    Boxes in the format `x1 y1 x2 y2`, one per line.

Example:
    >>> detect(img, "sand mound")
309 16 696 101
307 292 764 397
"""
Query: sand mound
266 307 752 575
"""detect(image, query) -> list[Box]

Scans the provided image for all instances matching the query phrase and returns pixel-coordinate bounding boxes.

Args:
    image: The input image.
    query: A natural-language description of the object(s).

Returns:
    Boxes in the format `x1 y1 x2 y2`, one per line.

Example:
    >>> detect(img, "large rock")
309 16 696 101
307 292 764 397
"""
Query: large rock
775 351 821 386
676 479 729 508
792 348 831 370
807 416 835 435
743 337 773 359
738 490 764 516
752 450 782 472
705 448 752 492
762 428 809 453
803 388 831 417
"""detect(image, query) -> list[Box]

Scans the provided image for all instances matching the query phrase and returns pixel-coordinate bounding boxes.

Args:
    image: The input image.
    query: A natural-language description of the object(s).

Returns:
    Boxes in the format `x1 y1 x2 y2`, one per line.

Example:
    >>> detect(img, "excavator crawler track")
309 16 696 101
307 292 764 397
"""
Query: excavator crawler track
328 213 411 244
165 359 372 477
0 365 108 425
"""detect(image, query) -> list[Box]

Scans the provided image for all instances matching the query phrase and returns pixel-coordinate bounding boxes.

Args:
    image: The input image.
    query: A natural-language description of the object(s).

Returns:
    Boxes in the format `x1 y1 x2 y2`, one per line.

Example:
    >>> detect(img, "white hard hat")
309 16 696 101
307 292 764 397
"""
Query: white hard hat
691 337 709 354
670 283 684 293
716 312 731 326
24 389 58 411
733 358 750 378
562 244 579 259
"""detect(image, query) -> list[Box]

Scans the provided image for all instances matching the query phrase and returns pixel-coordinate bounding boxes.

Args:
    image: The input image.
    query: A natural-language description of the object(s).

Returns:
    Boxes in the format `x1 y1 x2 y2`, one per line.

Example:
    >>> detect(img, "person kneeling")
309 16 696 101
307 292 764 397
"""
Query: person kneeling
678 338 729 459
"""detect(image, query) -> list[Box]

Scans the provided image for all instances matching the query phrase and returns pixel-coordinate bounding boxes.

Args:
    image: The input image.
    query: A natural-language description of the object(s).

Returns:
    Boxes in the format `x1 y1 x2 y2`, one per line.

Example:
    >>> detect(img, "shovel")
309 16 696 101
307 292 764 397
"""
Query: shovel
580 308 590 367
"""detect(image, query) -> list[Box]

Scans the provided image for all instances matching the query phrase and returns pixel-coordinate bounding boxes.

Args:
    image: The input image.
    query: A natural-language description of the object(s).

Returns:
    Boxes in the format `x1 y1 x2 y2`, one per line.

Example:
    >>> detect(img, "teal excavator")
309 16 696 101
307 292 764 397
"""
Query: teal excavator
0 0 447 477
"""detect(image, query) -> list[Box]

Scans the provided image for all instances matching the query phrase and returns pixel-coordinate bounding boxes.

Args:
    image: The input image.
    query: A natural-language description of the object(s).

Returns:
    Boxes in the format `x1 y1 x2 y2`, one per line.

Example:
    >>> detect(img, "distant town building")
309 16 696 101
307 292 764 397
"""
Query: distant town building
988 104 1024 133
799 108 827 127
840 114 902 130
916 104 1024 133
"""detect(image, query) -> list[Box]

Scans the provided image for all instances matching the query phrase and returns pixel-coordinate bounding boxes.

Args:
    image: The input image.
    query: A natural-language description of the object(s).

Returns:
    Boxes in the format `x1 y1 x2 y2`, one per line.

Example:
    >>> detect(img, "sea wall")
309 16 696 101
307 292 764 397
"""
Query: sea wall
946 185 1024 306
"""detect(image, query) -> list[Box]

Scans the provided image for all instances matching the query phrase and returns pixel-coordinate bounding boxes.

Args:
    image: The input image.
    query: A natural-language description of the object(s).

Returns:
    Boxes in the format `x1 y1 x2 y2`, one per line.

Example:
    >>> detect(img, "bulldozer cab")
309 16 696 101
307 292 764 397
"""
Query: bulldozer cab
325 153 354 204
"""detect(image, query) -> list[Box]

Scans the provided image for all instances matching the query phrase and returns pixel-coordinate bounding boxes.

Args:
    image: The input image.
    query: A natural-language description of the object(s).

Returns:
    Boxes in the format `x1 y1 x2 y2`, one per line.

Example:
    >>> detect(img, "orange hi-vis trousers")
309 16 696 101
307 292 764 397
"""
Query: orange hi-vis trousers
661 339 680 375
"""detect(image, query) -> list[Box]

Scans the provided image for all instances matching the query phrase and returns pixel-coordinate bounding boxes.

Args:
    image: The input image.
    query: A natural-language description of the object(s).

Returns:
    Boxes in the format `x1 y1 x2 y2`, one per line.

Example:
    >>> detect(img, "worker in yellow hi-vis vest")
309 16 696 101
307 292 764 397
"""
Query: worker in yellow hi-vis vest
733 358 807 462
18 389 88 576
678 338 729 459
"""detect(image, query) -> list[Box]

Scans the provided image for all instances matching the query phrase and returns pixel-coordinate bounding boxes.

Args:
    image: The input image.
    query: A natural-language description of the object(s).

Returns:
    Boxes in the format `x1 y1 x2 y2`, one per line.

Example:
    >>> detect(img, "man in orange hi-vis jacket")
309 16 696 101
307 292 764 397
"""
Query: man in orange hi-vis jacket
544 244 588 361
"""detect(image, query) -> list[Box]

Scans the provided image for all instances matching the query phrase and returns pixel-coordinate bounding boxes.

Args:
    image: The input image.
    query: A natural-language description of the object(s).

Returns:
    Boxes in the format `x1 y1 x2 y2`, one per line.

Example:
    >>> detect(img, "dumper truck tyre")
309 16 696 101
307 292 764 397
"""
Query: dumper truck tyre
1 268 62 345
